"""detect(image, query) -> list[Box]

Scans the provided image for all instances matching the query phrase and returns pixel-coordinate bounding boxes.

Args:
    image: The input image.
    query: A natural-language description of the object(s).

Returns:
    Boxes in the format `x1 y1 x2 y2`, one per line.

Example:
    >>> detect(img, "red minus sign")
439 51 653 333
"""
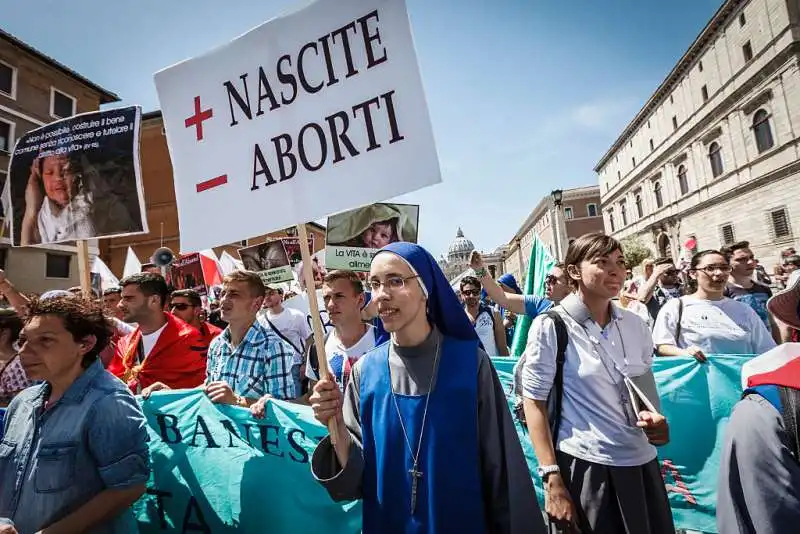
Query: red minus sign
196 174 228 193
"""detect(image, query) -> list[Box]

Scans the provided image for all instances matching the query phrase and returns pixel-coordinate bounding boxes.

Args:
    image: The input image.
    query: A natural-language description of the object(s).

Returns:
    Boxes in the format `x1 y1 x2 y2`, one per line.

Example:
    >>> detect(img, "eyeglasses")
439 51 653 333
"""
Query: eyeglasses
461 289 481 297
368 275 419 292
695 264 732 275
170 303 194 311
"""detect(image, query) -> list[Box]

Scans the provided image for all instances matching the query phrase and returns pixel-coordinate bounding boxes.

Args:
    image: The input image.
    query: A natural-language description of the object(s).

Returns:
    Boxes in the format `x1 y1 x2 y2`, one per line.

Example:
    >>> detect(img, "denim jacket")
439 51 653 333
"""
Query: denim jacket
0 360 150 533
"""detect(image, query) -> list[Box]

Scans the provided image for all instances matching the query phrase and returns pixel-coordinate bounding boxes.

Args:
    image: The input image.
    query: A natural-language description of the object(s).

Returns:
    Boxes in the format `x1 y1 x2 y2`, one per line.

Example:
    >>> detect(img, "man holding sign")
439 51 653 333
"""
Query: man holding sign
310 243 545 533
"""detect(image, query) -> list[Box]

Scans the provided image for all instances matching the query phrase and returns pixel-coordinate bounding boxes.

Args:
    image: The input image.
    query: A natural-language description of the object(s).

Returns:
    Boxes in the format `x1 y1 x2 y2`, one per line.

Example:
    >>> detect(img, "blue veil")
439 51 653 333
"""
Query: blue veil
373 242 477 342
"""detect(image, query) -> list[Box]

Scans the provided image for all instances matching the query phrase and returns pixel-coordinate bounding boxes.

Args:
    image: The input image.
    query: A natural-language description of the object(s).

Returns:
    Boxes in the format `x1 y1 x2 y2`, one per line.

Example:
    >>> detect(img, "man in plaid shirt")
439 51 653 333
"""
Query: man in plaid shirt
203 271 297 406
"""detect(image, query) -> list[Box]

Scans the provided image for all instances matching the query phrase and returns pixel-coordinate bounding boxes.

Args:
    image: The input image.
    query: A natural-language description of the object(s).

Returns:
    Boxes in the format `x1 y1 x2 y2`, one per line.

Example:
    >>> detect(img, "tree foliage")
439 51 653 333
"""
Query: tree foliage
620 236 652 269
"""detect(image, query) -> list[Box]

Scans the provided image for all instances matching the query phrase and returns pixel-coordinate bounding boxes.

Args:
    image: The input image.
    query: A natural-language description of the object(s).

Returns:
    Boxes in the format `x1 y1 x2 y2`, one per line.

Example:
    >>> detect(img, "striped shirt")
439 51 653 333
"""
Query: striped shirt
206 317 296 400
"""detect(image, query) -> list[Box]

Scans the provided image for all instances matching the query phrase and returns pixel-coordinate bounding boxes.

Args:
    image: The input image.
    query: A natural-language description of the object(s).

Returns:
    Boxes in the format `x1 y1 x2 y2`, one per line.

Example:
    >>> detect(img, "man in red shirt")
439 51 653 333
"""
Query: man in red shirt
169 289 222 347
108 273 207 393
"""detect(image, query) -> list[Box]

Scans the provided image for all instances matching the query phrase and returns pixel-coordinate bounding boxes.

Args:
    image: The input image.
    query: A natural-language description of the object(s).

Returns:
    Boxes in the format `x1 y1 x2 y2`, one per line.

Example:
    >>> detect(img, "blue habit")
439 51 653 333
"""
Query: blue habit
359 335 487 534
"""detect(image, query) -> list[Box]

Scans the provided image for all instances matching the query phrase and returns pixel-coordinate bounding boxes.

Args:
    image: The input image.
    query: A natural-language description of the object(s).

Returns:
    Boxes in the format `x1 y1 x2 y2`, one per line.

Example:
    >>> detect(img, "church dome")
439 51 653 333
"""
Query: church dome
447 227 474 259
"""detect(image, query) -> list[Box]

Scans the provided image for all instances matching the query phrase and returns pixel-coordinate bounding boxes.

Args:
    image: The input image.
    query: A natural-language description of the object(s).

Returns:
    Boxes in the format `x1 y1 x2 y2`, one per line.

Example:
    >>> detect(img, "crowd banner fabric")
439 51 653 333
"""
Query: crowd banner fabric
7 106 148 246
492 354 752 534
170 253 208 295
133 390 361 533
238 241 294 286
154 0 441 252
509 235 555 357
326 203 420 271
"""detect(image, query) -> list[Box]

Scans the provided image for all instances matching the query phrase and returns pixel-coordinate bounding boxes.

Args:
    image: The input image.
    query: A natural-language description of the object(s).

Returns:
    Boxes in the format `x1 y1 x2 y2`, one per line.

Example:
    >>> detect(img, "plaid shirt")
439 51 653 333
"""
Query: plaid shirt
206 317 296 400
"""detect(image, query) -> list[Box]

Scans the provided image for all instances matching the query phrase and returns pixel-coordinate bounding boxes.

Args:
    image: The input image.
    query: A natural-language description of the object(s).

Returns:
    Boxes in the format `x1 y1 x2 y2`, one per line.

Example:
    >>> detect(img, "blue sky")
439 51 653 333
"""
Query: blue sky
1 0 723 258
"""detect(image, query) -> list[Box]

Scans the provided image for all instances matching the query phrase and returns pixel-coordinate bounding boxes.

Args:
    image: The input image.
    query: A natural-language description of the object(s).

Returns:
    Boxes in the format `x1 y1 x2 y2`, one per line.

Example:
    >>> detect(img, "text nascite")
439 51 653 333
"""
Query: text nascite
218 9 408 190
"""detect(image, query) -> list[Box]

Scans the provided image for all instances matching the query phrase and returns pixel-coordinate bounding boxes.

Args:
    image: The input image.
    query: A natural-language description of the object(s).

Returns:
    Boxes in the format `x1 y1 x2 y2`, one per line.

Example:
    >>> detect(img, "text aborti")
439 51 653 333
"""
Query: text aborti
154 0 441 252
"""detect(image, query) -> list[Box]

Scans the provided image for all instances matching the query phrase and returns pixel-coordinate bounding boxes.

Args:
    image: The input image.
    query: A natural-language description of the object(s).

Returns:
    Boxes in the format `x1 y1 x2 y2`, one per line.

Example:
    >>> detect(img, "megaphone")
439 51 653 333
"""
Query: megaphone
152 247 175 268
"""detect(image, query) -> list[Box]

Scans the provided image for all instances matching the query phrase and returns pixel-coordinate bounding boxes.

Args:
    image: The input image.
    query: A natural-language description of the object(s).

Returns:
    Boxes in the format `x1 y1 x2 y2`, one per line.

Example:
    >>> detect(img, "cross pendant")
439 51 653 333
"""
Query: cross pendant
409 463 423 514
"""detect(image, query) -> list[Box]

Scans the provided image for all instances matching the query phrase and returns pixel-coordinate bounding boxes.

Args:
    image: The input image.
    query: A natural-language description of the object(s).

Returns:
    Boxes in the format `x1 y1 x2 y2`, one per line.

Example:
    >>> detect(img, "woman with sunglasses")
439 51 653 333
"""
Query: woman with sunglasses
653 250 775 361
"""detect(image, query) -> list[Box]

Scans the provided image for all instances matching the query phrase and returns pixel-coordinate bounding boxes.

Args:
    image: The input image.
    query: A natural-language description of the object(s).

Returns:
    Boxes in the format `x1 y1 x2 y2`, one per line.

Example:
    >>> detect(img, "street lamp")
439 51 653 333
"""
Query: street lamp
551 189 563 206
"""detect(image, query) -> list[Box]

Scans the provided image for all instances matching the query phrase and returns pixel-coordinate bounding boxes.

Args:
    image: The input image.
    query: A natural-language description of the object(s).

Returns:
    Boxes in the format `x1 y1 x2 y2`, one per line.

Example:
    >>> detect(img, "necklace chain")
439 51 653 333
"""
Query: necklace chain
391 336 441 468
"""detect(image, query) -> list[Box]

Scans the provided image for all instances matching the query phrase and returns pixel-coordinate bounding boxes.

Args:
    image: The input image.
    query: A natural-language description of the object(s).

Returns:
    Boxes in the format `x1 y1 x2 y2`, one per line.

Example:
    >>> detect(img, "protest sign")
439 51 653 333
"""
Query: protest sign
282 237 314 267
154 0 441 252
7 106 147 246
170 253 207 295
133 390 361 534
238 241 294 286
326 202 419 271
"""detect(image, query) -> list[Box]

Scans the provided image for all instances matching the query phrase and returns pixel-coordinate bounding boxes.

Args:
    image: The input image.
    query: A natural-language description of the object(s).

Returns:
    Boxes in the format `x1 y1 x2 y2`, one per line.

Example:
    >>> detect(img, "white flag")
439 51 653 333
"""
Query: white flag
218 251 243 275
123 247 142 278
91 257 120 290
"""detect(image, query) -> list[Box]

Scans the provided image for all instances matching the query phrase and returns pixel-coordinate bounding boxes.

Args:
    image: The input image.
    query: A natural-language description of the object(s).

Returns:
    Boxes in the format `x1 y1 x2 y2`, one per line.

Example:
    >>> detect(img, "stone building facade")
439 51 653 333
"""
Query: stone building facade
97 111 325 275
0 28 119 292
596 0 800 271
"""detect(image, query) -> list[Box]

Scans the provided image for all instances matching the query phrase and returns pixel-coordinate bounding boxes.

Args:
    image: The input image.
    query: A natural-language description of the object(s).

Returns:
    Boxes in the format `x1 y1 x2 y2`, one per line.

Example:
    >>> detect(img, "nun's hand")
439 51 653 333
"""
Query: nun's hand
469 250 484 271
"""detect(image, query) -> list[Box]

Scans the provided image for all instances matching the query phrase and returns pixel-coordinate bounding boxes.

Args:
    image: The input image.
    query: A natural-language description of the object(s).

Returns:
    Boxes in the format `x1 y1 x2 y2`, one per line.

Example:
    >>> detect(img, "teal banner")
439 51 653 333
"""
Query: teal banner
133 355 750 533
133 390 361 534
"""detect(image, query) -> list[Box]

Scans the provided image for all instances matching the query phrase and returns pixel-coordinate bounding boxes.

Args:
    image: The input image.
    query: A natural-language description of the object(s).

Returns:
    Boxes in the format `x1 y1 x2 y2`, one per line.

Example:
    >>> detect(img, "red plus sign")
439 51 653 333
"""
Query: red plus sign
184 96 213 141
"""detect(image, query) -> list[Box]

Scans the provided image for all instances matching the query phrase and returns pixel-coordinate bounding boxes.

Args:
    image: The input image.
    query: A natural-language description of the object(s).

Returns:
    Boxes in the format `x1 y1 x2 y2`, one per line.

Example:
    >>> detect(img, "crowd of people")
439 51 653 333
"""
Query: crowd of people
0 233 797 533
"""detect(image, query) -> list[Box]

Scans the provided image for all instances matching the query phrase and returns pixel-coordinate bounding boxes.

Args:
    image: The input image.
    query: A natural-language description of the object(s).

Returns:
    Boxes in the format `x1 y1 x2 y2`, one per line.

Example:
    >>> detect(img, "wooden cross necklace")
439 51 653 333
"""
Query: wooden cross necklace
390 336 441 515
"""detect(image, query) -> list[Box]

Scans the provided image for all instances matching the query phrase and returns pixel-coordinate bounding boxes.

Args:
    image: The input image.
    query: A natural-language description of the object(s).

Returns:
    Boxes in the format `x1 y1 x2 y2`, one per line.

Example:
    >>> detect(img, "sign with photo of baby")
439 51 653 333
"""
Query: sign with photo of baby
238 240 294 286
5 106 148 246
325 203 419 272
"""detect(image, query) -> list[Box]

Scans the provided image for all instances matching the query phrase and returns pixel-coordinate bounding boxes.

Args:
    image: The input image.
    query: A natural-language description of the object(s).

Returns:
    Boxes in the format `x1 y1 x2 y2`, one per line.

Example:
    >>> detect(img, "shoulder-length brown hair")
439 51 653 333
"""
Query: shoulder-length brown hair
563 232 623 288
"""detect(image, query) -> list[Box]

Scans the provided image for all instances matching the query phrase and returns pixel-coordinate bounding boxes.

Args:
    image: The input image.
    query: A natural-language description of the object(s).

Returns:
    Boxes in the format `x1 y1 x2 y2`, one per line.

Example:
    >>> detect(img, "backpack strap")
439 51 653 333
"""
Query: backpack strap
675 297 684 343
545 310 569 444
778 386 800 462
263 316 302 355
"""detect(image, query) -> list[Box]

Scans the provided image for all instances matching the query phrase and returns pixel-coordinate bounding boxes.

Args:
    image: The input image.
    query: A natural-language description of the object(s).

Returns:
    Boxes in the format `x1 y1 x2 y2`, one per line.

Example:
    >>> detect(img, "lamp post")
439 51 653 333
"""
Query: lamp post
551 189 564 260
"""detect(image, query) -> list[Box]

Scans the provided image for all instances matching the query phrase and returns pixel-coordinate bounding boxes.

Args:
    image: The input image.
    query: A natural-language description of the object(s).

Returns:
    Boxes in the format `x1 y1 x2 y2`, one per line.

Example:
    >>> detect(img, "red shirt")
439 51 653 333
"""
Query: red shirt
108 313 208 391
199 321 223 348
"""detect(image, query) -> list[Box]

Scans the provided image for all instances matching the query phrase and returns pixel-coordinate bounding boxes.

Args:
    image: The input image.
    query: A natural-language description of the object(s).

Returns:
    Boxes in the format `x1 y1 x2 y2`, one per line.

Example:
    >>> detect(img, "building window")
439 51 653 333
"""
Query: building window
670 94 674 104
240 239 247 246
0 119 12 153
739 12 746 27
632 156 636 168
654 181 664 208
635 193 644 218
742 41 753 63
46 253 71 279
672 116 678 130
605 182 609 192
629 140 633 148
709 142 724 177
649 138 654 151
753 109 774 153
677 165 689 196
608 210 615 232
50 88 76 119
699 60 704 73
769 207 792 239
720 223 736 245
617 170 621 181
0 61 16 98
620 201 628 226
564 206 574 219
0 170 5 219
701 85 709 102
647 120 651 129
587 203 598 217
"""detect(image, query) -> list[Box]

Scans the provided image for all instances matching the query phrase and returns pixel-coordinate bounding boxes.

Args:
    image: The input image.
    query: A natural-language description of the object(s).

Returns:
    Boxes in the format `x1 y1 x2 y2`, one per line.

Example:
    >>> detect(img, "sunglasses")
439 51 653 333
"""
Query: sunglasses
461 289 481 297
170 303 194 311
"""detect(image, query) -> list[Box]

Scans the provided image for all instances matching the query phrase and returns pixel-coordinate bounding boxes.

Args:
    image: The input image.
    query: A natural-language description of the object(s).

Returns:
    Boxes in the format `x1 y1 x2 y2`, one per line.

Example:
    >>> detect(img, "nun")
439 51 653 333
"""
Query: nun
310 242 545 534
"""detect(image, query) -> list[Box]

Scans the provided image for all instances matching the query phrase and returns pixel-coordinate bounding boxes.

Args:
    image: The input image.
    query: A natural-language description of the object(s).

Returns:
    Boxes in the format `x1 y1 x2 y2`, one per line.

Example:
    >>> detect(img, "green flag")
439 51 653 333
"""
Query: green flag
509 235 555 357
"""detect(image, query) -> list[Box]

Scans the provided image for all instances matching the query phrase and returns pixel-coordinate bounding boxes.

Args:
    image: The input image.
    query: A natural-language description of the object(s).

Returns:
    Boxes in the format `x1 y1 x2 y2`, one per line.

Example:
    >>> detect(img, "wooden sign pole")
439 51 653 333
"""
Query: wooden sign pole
295 223 339 442
76 239 93 298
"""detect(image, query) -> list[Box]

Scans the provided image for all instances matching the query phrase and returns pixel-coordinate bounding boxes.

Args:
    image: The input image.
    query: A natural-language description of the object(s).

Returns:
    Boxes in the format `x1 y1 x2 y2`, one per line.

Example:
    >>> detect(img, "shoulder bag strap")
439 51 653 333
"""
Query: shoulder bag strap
264 316 302 355
675 297 684 344
545 309 569 444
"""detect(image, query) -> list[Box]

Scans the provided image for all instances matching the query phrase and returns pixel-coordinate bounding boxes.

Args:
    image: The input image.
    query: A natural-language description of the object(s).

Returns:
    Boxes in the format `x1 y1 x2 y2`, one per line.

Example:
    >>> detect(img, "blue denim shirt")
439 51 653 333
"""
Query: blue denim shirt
0 360 150 533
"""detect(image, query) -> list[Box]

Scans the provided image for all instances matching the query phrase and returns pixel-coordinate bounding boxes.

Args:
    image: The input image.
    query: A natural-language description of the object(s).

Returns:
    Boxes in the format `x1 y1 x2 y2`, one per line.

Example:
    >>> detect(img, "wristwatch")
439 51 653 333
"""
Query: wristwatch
536 465 560 480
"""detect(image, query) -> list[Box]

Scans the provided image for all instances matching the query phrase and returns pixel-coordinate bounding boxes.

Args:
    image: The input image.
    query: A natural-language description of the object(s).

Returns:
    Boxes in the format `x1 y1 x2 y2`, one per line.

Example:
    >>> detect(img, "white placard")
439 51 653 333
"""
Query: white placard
154 0 440 252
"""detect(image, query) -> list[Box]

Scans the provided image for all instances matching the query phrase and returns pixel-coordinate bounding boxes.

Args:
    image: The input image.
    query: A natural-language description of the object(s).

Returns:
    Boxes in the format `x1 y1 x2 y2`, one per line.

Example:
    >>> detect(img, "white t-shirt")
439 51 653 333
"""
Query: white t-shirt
305 325 377 389
522 294 657 467
471 306 499 357
652 296 776 356
265 307 311 365
141 323 168 359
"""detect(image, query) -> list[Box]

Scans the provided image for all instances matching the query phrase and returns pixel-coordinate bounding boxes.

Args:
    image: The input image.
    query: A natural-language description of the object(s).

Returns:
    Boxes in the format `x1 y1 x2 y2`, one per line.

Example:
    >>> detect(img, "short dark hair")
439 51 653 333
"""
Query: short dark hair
323 270 364 294
103 287 121 296
25 296 112 368
171 289 202 307
0 308 23 344
564 232 623 288
654 257 674 266
721 241 751 260
120 273 170 307
460 276 482 291
223 270 266 298
785 255 800 267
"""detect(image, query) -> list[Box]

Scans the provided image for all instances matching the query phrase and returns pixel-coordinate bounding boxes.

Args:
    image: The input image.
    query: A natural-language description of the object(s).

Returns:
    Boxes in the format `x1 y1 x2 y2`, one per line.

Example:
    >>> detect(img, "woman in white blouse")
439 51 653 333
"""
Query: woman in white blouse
522 232 674 534
653 250 776 360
